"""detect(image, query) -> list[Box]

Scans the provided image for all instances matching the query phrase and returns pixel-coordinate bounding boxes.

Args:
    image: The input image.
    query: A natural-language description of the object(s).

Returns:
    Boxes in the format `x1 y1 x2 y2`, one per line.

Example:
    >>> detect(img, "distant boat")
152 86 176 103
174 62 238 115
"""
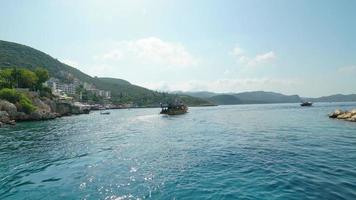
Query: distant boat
100 111 110 115
160 101 188 115
83 108 90 114
300 101 313 107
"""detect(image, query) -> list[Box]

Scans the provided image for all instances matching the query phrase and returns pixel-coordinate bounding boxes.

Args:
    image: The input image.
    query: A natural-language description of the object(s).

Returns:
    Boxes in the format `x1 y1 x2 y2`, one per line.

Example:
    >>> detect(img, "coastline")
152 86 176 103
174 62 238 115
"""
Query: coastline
0 98 90 127
0 97 216 127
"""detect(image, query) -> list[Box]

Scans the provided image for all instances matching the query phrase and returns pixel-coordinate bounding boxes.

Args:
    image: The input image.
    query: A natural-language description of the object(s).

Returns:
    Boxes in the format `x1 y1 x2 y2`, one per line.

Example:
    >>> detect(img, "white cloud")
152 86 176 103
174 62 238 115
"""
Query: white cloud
230 45 276 67
253 51 276 64
94 50 123 61
231 46 244 57
141 78 300 93
95 37 197 67
127 37 196 66
59 58 119 77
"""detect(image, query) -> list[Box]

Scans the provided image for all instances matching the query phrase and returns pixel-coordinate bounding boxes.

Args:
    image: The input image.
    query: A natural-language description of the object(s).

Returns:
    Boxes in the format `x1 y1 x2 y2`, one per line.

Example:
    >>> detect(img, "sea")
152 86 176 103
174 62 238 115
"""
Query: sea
1 103 356 200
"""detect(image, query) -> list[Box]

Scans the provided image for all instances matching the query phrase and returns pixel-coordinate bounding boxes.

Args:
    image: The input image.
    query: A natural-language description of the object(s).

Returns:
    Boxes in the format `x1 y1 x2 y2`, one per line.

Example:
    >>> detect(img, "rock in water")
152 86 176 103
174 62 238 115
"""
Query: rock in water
337 112 352 119
0 97 90 127
346 114 356 122
329 109 344 118
329 109 356 122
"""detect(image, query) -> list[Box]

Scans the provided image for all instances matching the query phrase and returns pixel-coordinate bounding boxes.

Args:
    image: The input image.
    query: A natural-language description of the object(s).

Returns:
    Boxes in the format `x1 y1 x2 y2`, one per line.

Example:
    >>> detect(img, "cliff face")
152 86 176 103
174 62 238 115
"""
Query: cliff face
0 97 88 127
51 102 87 116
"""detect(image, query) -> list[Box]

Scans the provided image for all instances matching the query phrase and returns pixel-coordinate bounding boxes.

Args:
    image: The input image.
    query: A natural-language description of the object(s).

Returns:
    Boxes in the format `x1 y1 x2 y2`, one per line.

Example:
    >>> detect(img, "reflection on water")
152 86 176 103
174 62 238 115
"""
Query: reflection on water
1 103 356 199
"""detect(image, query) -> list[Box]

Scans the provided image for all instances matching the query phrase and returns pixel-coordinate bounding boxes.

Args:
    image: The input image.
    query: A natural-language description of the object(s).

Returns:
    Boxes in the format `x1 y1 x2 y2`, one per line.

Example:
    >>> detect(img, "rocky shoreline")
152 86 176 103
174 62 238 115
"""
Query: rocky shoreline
0 98 90 127
329 109 356 122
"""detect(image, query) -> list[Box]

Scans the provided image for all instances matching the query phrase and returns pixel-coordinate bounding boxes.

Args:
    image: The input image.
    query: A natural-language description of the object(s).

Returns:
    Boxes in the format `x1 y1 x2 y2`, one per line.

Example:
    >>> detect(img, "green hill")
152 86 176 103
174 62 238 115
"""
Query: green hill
175 91 217 99
0 40 94 83
305 94 356 102
0 40 212 107
234 91 301 104
208 94 242 105
180 91 301 105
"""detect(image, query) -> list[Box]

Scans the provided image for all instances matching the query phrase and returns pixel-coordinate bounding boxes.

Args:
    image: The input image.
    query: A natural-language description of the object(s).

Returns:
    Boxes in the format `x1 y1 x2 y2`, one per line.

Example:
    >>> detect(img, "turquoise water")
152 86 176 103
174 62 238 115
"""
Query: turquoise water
1 103 356 200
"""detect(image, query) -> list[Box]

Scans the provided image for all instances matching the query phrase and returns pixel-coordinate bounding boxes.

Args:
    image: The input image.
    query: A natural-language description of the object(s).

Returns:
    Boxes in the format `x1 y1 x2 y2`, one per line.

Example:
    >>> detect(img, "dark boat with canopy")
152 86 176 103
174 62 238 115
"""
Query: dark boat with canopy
160 100 188 115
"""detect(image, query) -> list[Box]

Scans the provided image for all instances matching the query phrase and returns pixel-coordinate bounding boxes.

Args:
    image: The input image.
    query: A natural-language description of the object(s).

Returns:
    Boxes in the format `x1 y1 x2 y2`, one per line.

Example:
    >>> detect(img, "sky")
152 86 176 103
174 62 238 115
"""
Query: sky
1 0 356 97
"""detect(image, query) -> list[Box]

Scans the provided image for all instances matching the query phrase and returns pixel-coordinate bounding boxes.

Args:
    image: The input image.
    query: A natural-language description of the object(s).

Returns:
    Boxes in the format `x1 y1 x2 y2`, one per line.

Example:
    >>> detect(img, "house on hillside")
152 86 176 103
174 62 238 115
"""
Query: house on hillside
44 78 77 96
87 89 111 99
44 78 111 99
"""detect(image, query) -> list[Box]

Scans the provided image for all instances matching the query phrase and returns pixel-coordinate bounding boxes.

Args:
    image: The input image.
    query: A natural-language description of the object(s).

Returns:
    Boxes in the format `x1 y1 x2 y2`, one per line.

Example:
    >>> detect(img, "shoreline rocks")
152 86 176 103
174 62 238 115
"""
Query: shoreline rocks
0 98 90 127
0 110 11 125
329 109 356 122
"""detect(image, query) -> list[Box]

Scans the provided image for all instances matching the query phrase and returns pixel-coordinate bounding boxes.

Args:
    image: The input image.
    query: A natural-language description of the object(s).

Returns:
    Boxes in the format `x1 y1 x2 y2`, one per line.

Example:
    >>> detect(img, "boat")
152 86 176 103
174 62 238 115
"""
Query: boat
83 108 90 114
160 101 188 115
300 101 313 107
100 111 111 115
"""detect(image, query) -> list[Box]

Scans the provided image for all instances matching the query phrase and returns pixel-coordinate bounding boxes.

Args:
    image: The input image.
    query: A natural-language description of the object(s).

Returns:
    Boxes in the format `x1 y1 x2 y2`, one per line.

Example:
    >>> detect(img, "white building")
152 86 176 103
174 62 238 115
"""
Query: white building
87 89 111 99
44 77 111 99
45 78 77 95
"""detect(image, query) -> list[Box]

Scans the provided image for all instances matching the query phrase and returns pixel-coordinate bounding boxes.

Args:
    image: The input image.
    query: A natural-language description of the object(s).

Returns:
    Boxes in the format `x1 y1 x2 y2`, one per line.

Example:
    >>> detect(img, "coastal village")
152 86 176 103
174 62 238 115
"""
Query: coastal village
44 77 111 101
43 77 114 109
42 76 139 110
0 67 136 126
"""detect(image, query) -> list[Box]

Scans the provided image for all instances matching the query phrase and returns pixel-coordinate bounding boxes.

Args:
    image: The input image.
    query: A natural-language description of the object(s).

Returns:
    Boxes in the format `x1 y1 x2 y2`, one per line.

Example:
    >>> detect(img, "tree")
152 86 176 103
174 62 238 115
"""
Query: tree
75 84 85 100
34 68 50 90
11 67 21 88
0 69 15 88
1 68 39 89
75 84 84 94
18 69 38 89
0 88 36 113
0 78 6 89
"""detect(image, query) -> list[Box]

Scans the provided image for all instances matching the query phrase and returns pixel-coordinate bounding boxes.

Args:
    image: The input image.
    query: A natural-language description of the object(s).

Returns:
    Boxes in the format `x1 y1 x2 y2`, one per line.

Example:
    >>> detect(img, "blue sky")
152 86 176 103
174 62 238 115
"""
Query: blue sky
1 0 356 97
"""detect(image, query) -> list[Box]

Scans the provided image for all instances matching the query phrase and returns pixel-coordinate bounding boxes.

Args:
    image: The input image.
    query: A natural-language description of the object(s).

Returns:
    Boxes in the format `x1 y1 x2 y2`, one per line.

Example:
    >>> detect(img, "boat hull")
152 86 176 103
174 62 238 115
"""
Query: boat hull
160 109 187 115
160 105 188 115
300 102 313 106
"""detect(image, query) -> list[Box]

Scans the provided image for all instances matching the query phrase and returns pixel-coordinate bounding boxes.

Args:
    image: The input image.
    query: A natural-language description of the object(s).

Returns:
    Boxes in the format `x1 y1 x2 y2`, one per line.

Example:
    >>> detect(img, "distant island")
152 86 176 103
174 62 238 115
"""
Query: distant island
176 91 356 105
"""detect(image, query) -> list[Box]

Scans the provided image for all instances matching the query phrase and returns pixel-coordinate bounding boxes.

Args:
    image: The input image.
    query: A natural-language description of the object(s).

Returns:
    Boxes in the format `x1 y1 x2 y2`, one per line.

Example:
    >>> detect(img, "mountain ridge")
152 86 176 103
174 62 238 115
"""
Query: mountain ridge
208 94 242 105
176 91 356 105
305 94 356 102
0 40 213 107
2 40 355 106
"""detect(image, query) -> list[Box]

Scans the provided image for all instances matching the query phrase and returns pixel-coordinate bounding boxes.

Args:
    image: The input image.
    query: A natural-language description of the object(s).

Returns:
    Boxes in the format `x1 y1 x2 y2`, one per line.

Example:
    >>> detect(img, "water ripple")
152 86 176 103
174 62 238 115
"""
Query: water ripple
1 103 356 199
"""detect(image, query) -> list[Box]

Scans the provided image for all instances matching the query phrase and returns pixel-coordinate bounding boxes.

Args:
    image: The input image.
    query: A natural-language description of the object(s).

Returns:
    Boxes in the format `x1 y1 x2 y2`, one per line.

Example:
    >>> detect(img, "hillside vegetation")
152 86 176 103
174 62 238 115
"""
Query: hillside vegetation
305 94 356 102
208 95 242 105
181 91 302 105
234 91 301 104
0 40 212 107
